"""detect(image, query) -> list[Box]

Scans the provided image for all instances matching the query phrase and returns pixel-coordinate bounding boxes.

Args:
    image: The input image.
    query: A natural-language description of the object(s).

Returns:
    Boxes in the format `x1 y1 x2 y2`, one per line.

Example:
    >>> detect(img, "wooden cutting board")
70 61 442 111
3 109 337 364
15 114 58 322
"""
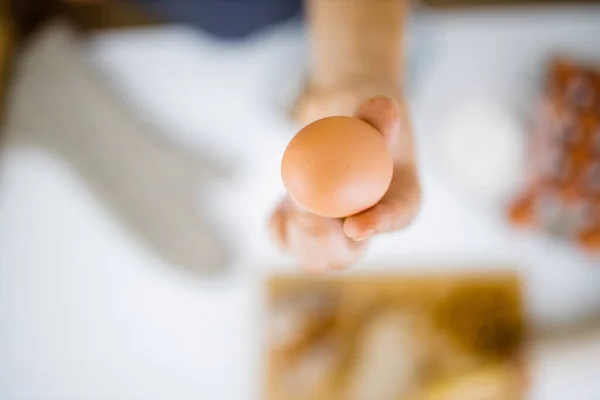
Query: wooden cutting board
266 271 526 400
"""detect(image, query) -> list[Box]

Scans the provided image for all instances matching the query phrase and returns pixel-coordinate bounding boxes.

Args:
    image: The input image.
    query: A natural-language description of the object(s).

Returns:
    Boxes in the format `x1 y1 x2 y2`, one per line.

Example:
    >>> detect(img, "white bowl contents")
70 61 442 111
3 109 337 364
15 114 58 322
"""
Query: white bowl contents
436 101 527 205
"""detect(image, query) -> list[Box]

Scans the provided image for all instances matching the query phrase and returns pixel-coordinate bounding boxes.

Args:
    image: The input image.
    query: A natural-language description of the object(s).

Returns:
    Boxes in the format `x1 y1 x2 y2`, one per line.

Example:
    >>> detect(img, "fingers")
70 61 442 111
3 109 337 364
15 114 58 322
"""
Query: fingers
344 96 420 241
354 95 415 164
270 197 369 271
268 198 290 250
272 96 419 268
354 96 401 148
291 211 367 271
299 233 367 273
344 164 421 241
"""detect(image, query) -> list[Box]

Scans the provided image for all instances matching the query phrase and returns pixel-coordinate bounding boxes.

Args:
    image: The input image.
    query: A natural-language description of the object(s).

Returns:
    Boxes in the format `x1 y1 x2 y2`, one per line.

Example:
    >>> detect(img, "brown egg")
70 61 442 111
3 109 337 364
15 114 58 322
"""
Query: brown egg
281 116 393 218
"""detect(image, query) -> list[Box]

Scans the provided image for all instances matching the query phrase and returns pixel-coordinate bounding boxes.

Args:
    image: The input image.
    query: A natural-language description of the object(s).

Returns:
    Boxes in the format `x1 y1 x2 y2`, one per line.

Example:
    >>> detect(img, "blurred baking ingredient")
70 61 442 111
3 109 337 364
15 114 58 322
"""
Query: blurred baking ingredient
294 0 407 124
281 116 393 218
269 290 337 353
437 101 526 204
508 58 600 252
422 363 523 400
1 21 227 274
434 283 524 358
278 337 340 400
344 311 425 400
266 273 525 400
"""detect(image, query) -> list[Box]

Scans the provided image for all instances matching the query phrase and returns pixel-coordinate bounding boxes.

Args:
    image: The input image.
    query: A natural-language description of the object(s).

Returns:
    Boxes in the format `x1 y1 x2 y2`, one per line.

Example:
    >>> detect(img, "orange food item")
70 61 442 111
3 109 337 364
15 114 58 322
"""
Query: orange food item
281 116 393 218
508 58 600 251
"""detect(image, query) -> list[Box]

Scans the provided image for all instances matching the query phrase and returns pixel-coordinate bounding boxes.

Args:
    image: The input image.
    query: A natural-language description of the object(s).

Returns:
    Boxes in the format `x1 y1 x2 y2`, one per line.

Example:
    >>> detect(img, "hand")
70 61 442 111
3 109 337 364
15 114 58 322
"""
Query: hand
269 96 421 271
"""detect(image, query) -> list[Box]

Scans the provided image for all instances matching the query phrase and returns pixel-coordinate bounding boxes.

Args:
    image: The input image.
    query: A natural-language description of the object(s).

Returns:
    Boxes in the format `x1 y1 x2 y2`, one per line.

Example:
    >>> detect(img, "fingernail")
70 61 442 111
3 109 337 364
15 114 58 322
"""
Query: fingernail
352 229 374 241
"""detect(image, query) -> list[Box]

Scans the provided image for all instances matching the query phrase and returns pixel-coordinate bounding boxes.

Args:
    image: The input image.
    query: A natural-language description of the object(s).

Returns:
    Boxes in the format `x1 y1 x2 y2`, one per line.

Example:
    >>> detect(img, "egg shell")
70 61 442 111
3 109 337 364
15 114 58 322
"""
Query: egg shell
281 116 393 218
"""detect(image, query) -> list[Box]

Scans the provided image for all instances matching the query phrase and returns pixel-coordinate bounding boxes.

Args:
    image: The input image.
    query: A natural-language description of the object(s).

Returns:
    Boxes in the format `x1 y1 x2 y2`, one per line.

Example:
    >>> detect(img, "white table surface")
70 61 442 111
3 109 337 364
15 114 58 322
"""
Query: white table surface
1 7 600 400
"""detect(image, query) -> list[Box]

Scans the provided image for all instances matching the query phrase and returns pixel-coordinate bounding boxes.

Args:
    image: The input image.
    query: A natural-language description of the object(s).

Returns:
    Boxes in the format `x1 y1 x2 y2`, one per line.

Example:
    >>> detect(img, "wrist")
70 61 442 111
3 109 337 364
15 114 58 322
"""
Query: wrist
294 82 403 125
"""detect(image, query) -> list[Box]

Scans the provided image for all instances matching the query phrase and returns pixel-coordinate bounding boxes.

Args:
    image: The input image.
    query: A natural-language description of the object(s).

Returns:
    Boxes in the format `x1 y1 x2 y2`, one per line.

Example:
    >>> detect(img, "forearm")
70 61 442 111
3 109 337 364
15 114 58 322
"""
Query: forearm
295 0 409 123
306 0 408 91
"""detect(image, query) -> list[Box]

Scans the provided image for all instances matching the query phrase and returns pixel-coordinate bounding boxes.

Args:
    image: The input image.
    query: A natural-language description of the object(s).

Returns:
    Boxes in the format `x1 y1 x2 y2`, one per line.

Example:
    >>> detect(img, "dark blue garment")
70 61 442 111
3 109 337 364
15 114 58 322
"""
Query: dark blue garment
135 0 303 39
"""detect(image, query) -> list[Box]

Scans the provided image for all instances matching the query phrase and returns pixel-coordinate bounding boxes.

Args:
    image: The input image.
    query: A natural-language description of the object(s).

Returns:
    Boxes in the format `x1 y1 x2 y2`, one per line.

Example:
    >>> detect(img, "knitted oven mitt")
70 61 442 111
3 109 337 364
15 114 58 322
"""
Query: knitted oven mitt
2 21 228 274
